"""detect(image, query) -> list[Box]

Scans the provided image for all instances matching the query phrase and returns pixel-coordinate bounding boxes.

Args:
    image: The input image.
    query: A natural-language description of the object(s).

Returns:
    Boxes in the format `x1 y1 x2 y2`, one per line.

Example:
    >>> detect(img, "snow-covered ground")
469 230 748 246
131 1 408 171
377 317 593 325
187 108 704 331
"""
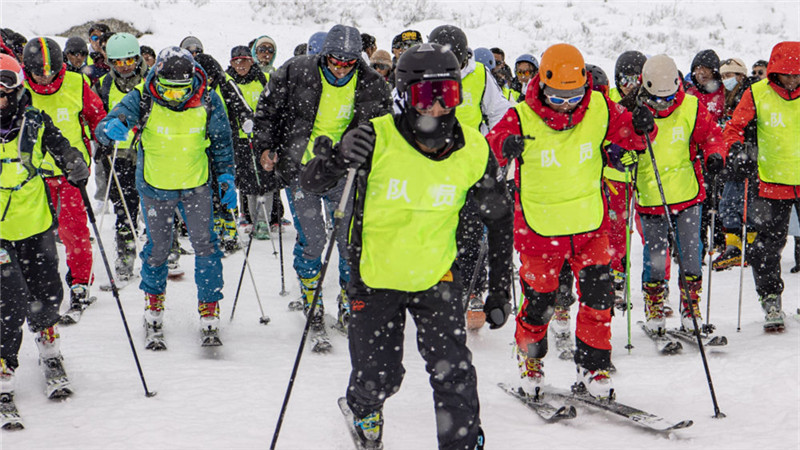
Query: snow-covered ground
3 1 800 448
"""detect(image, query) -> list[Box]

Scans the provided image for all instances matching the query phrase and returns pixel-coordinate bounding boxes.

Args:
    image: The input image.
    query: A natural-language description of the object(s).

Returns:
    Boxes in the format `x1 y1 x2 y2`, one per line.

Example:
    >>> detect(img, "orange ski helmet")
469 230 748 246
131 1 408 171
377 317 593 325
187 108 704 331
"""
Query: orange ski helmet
539 43 587 89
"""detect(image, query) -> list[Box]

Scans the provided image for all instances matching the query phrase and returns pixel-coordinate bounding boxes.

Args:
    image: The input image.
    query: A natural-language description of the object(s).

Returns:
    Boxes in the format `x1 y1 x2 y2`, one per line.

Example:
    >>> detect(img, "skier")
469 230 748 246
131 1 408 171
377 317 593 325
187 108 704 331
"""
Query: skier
94 32 149 283
487 43 657 399
224 45 275 240
94 47 236 349
63 36 89 75
21 37 106 321
723 41 800 331
634 55 725 334
251 35 277 74
255 24 392 334
0 53 90 412
301 42 513 450
511 54 539 102
428 24 512 330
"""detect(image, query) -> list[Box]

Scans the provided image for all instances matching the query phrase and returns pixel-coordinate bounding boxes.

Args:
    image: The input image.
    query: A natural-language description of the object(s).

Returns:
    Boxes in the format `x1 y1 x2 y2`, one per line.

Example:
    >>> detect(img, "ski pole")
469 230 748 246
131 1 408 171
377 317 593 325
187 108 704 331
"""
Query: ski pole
510 262 518 316
623 164 639 353
644 133 724 418
271 167 357 450
107 155 141 255
736 178 750 332
229 216 270 325
84 143 119 302
77 183 156 398
705 176 719 328
278 195 288 296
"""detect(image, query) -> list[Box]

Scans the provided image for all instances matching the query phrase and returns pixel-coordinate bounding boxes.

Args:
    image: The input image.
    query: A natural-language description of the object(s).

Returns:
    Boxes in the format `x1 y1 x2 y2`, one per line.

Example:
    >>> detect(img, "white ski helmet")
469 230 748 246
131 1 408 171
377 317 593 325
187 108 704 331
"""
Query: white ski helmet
641 54 680 97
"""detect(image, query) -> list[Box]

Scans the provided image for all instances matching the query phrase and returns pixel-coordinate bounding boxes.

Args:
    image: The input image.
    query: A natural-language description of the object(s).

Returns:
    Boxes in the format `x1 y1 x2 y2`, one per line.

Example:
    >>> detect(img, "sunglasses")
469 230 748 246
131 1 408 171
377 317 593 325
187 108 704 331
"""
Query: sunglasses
371 63 391 71
516 69 533 77
156 80 193 102
0 69 24 89
649 93 677 103
67 50 89 57
407 79 462 111
256 45 275 55
186 46 202 55
90 34 101 42
546 93 584 105
112 57 137 67
328 55 357 69
752 69 765 76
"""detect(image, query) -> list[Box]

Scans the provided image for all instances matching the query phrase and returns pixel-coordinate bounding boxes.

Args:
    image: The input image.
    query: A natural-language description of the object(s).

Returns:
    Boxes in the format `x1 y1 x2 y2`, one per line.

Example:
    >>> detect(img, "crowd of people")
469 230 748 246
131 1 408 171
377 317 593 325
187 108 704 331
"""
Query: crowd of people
0 22 798 448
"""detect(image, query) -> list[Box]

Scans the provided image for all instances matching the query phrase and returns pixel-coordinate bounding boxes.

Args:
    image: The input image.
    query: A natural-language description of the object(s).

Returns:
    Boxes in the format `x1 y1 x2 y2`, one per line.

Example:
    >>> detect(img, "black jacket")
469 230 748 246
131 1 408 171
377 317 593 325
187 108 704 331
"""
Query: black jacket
300 114 514 296
253 55 392 187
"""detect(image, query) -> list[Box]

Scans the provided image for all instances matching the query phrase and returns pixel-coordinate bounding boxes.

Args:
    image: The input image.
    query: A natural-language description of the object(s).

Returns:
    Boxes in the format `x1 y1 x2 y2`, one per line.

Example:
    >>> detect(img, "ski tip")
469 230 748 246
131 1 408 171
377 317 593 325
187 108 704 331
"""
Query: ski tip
672 419 694 429
1 421 24 430
48 388 74 400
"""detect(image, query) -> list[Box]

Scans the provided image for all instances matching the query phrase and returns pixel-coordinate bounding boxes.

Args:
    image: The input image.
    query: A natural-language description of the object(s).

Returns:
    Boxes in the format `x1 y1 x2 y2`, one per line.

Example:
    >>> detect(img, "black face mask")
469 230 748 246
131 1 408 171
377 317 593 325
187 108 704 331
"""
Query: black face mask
404 106 457 151
0 88 22 132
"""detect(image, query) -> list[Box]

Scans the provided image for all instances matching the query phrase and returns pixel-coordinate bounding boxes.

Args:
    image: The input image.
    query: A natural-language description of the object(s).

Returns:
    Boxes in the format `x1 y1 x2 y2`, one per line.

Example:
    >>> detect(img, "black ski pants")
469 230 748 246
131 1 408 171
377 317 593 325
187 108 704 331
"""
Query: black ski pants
102 155 139 235
456 200 488 301
749 195 800 298
345 269 481 450
0 230 63 370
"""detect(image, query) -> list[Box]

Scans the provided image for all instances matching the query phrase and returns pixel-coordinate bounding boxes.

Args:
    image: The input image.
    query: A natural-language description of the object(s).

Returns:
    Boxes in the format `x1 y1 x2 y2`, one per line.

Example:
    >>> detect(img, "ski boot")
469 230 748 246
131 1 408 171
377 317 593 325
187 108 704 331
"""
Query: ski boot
289 273 320 312
0 359 13 396
575 364 614 400
115 226 136 282
791 237 800 274
253 221 271 240
220 217 240 255
760 294 785 332
713 233 743 271
144 293 166 350
551 305 574 360
199 301 222 346
35 326 72 399
337 288 351 334
353 407 384 449
0 358 22 430
517 347 544 398
679 276 703 333
611 269 627 311
642 281 667 334
466 294 486 331
70 283 94 310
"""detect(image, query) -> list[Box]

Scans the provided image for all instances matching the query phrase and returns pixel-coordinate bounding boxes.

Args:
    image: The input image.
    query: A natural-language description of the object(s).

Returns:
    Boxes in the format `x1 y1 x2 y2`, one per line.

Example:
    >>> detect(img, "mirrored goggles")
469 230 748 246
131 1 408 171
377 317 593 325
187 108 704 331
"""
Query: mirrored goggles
256 45 275 55
156 80 193 102
516 69 533 77
407 79 462 111
619 74 640 88
649 93 677 103
328 55 357 69
0 69 24 89
546 93 584 105
112 57 138 67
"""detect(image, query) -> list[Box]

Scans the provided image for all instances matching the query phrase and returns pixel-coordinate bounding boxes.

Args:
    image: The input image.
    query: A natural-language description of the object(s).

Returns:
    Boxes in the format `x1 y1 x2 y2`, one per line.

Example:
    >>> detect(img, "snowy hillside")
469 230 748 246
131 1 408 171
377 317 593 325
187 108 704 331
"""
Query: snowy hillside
2 1 800 449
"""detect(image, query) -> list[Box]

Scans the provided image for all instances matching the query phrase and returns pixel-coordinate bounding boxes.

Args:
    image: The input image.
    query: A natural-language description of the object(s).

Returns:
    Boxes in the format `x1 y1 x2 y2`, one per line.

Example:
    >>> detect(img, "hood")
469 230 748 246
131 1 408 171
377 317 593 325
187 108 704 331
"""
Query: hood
251 35 277 73
690 49 722 93
320 25 361 60
524 74 594 131
767 41 800 76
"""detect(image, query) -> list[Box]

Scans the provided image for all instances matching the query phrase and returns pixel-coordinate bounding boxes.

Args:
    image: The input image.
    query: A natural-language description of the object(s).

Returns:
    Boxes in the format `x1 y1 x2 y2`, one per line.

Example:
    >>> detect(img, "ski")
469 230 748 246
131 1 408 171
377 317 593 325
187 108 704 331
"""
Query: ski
553 332 575 360
325 313 348 337
498 383 577 422
763 321 785 333
99 276 139 292
201 328 223 347
167 270 185 280
41 357 72 400
638 322 683 354
544 384 693 433
0 393 23 430
58 296 98 326
338 397 383 450
310 318 332 353
666 328 728 347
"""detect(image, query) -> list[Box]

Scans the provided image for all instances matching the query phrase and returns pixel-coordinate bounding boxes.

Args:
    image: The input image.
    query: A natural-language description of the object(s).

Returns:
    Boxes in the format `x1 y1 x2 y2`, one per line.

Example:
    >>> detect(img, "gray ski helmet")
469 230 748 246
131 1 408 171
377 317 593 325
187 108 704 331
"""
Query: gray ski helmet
428 25 468 67
641 54 680 97
395 42 462 96
22 37 63 78
64 36 88 55
473 47 496 70
515 53 539 71
154 46 195 84
586 64 608 89
179 36 203 55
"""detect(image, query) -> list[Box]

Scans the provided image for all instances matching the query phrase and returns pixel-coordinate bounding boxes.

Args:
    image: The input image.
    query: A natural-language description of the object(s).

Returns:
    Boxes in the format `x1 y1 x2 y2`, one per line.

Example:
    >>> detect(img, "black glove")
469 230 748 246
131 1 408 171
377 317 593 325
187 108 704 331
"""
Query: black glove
65 156 90 188
339 124 374 168
706 153 724 177
632 106 655 136
483 291 511 330
727 142 757 178
502 134 525 161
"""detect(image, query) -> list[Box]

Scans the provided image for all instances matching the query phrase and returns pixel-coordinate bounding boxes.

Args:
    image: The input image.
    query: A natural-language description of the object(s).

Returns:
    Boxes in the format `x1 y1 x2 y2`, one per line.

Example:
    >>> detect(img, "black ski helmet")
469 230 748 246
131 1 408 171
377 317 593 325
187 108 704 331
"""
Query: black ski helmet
154 46 195 84
22 37 63 79
395 42 462 96
586 64 609 90
614 50 647 90
428 25 468 68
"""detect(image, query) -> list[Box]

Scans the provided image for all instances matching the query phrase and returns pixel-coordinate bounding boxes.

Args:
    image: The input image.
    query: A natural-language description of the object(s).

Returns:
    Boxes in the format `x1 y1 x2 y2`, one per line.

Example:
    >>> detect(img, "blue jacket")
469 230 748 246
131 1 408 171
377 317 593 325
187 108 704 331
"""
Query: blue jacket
95 63 234 200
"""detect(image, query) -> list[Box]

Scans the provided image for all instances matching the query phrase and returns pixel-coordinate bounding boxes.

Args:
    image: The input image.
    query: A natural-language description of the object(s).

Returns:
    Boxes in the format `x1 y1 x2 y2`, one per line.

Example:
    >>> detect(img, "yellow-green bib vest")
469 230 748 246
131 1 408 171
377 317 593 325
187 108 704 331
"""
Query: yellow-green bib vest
515 90 609 236
503 86 521 103
456 62 487 131
751 79 800 185
103 74 139 150
603 88 630 183
302 68 357 165
26 71 90 177
225 73 266 138
0 123 53 241
608 88 622 103
358 114 489 291
140 88 211 190
636 95 699 207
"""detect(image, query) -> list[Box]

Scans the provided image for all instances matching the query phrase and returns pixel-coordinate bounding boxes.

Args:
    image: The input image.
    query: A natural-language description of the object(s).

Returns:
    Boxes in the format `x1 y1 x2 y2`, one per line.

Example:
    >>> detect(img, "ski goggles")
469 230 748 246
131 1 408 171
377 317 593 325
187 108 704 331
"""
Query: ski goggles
67 50 89 57
256 45 275 55
406 79 462 111
155 79 193 102
516 69 533 77
327 54 358 69
111 57 138 68
0 69 23 89
619 74 640 88
371 63 391 71
90 34 101 42
648 92 677 103
545 93 584 105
